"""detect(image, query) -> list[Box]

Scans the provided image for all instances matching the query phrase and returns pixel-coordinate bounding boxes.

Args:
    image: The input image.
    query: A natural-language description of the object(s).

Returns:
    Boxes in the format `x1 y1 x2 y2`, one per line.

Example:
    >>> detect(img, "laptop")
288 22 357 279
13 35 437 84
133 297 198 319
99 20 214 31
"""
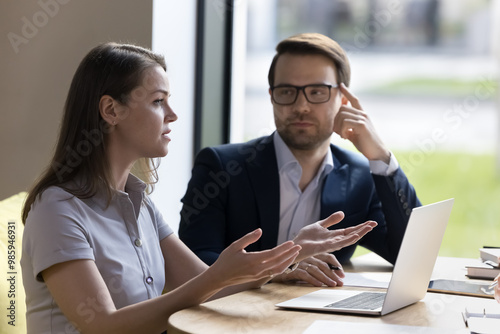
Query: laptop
276 198 454 316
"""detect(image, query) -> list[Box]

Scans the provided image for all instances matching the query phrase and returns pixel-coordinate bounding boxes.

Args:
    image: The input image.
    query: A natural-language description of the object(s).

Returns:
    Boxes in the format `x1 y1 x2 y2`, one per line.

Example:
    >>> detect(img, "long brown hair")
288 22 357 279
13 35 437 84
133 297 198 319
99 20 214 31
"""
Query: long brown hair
22 43 166 224
267 33 351 87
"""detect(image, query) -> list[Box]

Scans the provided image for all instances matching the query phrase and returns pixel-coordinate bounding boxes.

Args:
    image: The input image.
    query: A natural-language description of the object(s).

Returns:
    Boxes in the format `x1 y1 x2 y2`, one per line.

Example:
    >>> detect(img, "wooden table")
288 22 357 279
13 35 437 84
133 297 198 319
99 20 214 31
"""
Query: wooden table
167 254 500 333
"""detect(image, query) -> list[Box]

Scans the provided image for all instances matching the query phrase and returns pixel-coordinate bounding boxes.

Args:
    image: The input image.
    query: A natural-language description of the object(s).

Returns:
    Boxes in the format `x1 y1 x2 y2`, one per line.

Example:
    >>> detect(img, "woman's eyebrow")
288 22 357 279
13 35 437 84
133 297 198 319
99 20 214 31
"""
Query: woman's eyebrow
152 89 169 95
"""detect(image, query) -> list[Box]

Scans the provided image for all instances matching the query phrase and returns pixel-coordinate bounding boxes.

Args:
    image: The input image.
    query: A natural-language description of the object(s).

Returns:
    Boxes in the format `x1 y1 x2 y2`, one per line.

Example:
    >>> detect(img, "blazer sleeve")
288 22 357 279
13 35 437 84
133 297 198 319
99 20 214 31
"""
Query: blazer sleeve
178 147 229 265
359 167 421 264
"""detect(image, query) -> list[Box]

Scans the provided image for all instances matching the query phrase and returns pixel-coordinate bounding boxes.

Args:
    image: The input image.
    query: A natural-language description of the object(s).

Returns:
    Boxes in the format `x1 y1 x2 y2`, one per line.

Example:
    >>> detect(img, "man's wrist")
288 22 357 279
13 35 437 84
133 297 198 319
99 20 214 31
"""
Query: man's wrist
369 151 399 176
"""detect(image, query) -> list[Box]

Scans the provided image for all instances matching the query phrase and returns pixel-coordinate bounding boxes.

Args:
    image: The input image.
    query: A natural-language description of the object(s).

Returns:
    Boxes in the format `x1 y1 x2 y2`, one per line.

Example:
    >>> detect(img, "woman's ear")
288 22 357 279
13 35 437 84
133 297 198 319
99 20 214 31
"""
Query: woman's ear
99 95 119 126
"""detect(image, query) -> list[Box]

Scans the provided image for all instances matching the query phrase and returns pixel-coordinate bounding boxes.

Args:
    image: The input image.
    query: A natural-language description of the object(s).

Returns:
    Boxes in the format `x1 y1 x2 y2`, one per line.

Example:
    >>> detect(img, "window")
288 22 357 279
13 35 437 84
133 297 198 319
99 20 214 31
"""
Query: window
236 0 500 256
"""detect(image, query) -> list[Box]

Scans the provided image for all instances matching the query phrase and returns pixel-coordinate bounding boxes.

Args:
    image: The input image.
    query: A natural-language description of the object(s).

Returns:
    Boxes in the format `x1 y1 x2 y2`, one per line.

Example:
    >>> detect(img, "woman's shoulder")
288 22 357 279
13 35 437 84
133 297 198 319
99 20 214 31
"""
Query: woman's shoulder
39 185 75 199
141 195 173 237
26 186 83 224
33 186 78 208
142 194 160 217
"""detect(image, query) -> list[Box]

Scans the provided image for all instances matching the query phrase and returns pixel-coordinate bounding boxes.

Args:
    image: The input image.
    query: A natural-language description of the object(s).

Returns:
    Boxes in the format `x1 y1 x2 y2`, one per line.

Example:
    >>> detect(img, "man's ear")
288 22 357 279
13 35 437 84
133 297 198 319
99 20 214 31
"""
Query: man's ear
99 95 120 126
341 95 349 105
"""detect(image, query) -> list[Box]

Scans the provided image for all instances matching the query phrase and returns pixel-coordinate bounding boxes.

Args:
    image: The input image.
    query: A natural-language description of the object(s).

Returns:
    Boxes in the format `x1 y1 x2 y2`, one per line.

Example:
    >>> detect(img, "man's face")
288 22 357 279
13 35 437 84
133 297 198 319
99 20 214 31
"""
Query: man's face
270 53 343 152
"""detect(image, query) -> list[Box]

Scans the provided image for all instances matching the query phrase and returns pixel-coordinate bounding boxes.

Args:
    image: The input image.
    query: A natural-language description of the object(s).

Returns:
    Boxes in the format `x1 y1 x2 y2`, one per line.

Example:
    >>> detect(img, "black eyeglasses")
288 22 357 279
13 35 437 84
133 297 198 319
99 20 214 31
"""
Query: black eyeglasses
270 84 337 105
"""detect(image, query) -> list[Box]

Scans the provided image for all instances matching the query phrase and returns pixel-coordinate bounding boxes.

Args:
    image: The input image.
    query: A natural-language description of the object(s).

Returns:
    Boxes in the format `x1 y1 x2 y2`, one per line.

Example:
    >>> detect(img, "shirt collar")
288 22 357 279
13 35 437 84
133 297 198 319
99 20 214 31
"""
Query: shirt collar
120 174 147 197
83 173 146 209
274 131 299 172
322 148 334 176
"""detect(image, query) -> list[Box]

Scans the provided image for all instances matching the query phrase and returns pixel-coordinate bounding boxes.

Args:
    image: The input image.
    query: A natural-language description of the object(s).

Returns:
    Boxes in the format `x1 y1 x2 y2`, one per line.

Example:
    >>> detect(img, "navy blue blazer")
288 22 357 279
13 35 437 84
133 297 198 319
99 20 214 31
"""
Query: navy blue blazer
179 134 421 266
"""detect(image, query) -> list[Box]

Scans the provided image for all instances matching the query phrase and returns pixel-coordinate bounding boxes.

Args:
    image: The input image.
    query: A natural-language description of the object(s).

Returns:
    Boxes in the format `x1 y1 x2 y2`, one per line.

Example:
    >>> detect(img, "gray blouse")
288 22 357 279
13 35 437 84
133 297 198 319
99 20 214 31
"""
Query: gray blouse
21 175 173 333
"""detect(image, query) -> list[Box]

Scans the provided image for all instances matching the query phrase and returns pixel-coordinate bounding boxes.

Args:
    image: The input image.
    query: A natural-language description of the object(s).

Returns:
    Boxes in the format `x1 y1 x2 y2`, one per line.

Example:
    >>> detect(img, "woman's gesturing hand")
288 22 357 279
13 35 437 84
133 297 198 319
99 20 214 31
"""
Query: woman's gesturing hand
293 211 377 262
209 229 302 287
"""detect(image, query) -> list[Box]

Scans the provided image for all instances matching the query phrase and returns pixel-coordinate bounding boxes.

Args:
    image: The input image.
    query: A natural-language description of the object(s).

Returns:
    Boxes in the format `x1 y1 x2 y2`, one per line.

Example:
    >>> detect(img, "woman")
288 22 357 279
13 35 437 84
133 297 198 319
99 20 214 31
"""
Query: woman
21 43 376 333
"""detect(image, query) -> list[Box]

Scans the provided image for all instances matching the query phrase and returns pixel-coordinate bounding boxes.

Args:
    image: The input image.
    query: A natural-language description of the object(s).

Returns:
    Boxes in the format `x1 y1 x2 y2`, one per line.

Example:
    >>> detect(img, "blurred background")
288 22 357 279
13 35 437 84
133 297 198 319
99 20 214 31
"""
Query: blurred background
1 0 498 259
241 0 500 257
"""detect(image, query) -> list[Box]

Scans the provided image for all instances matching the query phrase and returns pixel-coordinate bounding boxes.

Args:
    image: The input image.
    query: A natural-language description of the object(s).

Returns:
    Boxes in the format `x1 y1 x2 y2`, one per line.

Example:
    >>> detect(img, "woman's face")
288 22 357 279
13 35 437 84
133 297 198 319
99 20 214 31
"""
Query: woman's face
113 66 178 161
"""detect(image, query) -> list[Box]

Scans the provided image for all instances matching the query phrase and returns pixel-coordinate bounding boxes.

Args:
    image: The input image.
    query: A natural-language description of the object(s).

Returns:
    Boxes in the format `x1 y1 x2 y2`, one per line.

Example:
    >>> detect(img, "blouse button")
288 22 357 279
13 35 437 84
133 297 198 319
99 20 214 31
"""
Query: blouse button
134 238 143 247
146 276 153 284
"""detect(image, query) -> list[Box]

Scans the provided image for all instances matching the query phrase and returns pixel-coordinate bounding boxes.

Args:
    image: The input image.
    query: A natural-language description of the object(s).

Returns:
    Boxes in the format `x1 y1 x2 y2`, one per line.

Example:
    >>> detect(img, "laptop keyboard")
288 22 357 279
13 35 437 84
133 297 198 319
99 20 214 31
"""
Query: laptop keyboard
325 292 386 310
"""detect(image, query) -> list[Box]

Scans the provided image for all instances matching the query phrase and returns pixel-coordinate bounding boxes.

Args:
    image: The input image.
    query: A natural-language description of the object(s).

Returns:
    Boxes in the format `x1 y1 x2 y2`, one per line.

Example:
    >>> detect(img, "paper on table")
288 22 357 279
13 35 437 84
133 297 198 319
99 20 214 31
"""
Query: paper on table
467 317 500 334
462 307 500 334
302 320 469 334
342 272 391 289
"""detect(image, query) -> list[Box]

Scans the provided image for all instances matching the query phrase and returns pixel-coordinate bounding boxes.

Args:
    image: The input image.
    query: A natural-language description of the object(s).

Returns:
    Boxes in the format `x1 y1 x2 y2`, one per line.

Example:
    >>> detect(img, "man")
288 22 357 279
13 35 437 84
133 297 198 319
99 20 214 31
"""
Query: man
179 33 420 287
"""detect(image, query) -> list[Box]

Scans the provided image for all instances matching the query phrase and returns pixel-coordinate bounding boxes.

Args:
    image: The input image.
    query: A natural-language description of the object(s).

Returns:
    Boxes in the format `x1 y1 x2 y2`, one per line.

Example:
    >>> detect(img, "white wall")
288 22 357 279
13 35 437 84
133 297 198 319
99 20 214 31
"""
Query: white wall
0 0 153 200
0 1 197 233
151 1 197 233
0 4 194 331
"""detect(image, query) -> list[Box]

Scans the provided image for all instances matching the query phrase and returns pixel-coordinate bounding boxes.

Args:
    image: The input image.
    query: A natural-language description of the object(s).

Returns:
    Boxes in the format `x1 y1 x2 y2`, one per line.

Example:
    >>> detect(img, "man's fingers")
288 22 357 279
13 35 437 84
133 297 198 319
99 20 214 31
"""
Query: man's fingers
311 257 345 284
294 268 325 287
300 263 341 287
326 221 376 240
339 118 364 138
335 226 374 246
317 219 377 251
353 224 376 238
333 104 369 141
342 221 377 236
320 223 376 253
347 223 376 236
323 234 364 252
318 211 345 229
339 82 362 110
276 255 345 287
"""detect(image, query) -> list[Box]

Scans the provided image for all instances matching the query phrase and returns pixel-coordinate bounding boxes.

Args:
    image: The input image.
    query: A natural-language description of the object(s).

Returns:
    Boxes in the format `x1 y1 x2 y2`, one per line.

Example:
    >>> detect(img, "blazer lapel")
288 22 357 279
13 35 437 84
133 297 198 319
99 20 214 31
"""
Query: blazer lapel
246 135 280 249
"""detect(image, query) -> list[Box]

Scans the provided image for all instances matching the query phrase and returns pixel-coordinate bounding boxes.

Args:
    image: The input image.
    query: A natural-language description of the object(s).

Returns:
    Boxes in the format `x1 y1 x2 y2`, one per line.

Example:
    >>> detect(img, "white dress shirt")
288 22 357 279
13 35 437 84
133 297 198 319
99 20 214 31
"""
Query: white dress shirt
273 132 398 244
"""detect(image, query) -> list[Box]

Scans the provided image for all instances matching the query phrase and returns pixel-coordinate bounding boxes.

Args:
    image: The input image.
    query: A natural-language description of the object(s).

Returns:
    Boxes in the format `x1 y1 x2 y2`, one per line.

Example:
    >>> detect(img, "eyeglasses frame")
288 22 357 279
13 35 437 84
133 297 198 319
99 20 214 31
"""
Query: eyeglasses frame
270 84 338 105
